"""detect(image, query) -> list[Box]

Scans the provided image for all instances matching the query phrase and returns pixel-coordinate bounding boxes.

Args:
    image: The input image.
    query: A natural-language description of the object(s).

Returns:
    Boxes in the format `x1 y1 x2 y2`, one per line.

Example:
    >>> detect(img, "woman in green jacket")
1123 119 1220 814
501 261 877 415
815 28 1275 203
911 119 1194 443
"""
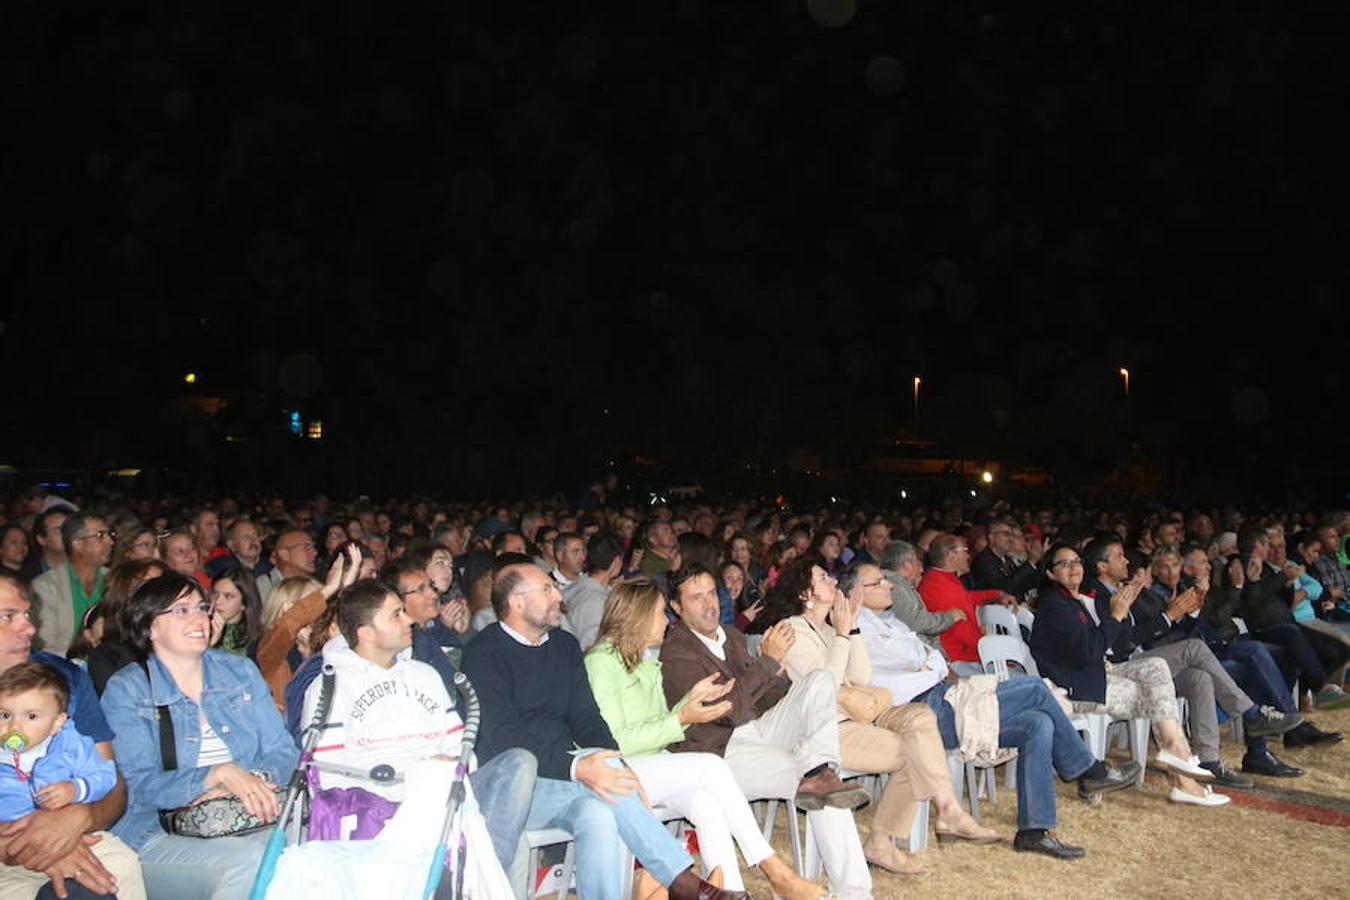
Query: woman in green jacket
585 578 821 899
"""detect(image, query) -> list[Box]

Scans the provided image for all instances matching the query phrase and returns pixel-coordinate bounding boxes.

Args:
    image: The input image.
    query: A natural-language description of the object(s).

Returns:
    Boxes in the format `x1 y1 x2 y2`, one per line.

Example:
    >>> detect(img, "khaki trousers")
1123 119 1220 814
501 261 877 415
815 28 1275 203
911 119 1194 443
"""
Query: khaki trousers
0 832 146 900
838 702 950 839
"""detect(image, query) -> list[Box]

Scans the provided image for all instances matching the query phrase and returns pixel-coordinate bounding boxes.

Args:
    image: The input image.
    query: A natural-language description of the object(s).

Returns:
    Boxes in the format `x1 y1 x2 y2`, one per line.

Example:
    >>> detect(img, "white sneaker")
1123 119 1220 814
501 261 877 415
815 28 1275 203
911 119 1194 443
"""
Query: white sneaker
1169 786 1231 807
1155 750 1214 780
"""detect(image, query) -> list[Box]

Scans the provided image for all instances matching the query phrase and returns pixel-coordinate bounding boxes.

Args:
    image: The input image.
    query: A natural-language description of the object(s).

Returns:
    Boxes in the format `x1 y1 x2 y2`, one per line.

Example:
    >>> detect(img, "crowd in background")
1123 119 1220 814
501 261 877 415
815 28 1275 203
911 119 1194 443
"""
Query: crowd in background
0 482 1347 899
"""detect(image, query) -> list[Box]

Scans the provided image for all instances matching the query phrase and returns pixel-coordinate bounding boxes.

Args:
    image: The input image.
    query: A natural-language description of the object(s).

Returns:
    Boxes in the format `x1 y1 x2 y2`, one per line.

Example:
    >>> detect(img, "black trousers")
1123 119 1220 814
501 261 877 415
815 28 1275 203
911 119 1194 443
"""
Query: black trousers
1251 622 1327 688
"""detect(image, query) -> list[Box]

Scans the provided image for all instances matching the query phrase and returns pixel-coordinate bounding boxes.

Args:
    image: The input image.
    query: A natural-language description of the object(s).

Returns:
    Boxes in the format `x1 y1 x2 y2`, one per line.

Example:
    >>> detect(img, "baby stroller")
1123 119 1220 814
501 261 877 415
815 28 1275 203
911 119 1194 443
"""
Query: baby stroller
248 669 509 900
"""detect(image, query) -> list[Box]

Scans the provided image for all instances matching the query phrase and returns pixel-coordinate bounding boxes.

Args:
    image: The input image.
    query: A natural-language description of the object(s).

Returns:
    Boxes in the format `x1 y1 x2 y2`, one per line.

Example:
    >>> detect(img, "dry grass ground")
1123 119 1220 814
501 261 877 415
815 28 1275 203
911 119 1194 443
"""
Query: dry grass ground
732 704 1350 900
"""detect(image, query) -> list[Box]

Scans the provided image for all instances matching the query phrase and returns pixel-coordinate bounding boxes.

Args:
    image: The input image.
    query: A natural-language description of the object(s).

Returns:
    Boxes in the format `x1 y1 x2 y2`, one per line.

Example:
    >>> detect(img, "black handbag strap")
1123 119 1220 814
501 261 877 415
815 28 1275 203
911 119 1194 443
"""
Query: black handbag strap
140 659 178 772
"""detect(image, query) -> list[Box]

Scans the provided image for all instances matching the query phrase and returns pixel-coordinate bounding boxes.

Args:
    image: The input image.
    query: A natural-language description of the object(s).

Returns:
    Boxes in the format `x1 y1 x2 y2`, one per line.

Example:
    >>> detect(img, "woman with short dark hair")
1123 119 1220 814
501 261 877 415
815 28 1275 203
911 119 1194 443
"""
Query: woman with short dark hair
102 573 298 899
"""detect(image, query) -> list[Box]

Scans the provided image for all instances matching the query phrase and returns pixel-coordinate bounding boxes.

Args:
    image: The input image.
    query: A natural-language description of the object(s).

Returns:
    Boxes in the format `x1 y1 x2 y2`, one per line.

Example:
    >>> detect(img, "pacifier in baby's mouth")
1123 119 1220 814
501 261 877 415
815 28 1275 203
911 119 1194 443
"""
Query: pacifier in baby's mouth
1 731 27 752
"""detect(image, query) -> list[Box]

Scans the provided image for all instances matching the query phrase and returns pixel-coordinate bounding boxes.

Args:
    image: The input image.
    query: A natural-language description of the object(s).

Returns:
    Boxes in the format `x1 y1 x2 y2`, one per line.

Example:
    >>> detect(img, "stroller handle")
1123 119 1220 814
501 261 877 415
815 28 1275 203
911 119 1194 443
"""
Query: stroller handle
451 671 480 755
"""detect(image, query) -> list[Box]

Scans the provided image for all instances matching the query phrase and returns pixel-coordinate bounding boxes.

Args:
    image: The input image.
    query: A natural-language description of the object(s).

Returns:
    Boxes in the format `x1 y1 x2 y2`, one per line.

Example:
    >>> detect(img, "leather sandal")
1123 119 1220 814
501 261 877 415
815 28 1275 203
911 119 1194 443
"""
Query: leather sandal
863 843 928 876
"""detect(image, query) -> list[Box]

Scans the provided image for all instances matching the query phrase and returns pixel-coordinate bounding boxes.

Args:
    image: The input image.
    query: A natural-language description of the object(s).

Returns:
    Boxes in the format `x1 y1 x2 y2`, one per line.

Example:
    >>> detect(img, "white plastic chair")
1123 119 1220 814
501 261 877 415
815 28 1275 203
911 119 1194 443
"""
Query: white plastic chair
978 604 1021 637
831 768 928 851
753 796 804 875
524 804 679 898
1015 605 1036 634
791 769 933 878
979 634 1143 787
978 634 1038 678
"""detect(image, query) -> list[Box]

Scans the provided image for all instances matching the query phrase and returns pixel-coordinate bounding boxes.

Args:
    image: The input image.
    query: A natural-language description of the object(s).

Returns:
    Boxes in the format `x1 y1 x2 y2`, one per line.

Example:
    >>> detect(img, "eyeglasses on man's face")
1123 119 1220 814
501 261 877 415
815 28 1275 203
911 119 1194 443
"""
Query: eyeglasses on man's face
512 582 560 599
1051 558 1084 569
75 529 116 542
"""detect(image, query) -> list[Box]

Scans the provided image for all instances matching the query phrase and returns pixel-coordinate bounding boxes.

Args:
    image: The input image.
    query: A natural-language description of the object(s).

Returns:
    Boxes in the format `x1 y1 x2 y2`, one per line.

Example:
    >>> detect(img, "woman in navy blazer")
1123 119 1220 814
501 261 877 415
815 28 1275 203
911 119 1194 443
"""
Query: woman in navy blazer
1029 544 1229 807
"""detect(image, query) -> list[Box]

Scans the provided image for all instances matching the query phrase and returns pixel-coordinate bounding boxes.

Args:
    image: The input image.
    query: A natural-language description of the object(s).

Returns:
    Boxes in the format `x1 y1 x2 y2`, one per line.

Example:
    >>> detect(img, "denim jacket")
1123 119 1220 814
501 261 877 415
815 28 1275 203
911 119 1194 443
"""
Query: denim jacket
101 649 300 849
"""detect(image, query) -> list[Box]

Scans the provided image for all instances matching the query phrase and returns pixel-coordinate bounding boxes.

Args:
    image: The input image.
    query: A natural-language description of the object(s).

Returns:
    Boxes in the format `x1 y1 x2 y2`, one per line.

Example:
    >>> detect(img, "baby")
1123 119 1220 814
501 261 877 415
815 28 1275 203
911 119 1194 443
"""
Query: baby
0 661 116 819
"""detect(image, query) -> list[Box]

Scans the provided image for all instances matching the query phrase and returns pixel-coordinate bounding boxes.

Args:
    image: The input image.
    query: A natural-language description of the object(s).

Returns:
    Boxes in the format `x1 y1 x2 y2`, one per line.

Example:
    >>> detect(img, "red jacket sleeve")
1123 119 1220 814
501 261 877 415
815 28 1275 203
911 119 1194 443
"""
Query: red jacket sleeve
920 573 983 664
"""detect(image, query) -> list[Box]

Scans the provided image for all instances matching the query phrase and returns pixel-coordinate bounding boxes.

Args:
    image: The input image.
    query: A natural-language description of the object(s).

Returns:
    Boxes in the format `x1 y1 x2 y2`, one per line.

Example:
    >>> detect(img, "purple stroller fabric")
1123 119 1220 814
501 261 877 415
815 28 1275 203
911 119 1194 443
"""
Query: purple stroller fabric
305 763 401 840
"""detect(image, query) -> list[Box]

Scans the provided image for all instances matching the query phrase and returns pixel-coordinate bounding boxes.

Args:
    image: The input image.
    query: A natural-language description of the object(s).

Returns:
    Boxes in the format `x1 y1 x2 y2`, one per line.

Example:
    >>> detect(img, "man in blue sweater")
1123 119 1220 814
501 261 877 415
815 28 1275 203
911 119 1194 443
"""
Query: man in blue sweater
462 562 745 900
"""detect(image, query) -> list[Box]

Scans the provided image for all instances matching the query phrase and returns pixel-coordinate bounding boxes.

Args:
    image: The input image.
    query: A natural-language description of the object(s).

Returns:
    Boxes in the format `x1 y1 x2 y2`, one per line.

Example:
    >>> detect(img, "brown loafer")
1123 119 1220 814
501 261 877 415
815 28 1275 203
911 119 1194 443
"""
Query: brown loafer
666 868 750 900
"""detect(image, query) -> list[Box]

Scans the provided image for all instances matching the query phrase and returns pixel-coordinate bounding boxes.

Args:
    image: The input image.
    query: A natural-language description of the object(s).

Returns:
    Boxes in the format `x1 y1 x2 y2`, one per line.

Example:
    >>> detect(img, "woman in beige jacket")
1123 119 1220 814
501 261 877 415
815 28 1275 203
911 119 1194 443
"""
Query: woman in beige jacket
757 556 999 874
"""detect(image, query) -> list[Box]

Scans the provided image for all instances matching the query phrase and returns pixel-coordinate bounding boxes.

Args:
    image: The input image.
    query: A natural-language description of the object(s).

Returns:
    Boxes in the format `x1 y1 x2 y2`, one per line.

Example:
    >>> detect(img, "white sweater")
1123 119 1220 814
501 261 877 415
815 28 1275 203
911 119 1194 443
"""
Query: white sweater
302 636 462 801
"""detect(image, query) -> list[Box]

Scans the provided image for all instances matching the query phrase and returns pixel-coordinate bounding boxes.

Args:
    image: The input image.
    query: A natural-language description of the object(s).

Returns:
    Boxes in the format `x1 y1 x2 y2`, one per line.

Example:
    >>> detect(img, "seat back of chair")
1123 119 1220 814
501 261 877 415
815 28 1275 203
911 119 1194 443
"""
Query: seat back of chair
978 633 1038 680
978 603 1020 636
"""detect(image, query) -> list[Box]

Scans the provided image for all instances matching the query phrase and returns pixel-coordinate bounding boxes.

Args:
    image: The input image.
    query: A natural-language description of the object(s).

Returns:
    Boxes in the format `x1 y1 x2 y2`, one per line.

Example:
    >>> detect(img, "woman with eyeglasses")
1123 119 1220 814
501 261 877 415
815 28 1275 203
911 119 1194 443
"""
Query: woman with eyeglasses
102 572 299 898
111 526 160 568
1029 543 1227 807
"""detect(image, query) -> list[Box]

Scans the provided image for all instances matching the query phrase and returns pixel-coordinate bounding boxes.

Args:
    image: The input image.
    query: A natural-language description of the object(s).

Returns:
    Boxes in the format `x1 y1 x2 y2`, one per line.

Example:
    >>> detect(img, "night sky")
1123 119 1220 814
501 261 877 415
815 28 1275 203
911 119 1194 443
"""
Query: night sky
6 2 1347 498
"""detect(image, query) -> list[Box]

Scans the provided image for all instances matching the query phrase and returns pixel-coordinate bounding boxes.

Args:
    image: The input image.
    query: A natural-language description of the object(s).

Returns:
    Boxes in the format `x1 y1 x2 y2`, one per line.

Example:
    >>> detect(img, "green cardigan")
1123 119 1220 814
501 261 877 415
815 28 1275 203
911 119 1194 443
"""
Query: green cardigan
583 641 689 757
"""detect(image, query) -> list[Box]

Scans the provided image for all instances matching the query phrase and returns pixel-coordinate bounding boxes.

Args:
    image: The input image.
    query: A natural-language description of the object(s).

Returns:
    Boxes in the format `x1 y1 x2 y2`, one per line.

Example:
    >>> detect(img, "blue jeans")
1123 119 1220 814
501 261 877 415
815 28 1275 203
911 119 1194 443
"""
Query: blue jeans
35 885 113 900
139 830 272 900
524 766 692 900
469 748 537 874
1225 638 1298 715
926 676 1096 831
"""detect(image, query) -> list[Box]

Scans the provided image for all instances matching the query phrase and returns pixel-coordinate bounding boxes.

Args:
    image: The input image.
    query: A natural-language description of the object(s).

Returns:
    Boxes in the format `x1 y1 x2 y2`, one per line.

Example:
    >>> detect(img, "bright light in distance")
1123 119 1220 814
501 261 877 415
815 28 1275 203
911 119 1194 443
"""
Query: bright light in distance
981 470 994 484
184 372 196 384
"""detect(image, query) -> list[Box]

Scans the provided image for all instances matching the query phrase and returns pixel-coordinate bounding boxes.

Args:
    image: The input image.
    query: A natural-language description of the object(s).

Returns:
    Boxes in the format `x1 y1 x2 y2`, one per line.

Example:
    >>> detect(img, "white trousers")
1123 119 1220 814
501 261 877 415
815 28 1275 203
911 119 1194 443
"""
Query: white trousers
722 670 873 900
628 751 773 891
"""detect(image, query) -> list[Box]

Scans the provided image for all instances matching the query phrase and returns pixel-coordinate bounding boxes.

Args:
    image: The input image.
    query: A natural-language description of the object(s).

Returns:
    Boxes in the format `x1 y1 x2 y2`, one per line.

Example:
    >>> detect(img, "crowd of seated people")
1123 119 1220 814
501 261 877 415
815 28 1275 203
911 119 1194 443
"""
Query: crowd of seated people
0 485 1347 899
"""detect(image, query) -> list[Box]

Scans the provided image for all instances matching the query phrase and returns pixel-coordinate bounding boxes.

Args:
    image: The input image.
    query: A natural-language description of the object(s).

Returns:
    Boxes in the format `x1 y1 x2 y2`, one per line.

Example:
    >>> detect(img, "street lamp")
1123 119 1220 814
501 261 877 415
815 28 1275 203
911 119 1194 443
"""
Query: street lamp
1118 367 1129 397
913 375 921 431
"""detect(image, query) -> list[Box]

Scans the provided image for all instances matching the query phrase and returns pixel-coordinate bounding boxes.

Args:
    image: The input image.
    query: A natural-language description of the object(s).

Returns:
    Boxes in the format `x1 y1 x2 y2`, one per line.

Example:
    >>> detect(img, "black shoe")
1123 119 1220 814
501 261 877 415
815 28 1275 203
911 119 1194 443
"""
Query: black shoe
1284 722 1343 748
1198 760 1254 788
1077 761 1142 798
1241 749 1304 778
1243 706 1303 738
1013 829 1085 860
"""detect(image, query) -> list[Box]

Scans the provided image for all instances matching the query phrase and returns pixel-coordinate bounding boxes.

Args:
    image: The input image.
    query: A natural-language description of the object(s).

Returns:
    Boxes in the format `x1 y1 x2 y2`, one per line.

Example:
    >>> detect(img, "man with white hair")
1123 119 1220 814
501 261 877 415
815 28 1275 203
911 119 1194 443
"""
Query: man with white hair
879 540 963 652
1211 531 1239 574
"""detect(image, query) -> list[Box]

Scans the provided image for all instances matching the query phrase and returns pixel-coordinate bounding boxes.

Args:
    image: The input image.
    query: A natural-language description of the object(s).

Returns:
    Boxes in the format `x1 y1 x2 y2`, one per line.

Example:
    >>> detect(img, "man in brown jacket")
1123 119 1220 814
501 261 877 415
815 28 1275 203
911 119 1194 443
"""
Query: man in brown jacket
660 563 874 900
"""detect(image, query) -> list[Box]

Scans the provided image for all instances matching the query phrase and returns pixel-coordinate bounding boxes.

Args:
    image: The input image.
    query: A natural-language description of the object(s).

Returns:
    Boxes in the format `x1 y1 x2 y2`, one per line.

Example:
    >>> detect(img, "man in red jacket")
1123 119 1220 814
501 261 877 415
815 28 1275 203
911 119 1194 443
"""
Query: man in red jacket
918 534 1015 675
